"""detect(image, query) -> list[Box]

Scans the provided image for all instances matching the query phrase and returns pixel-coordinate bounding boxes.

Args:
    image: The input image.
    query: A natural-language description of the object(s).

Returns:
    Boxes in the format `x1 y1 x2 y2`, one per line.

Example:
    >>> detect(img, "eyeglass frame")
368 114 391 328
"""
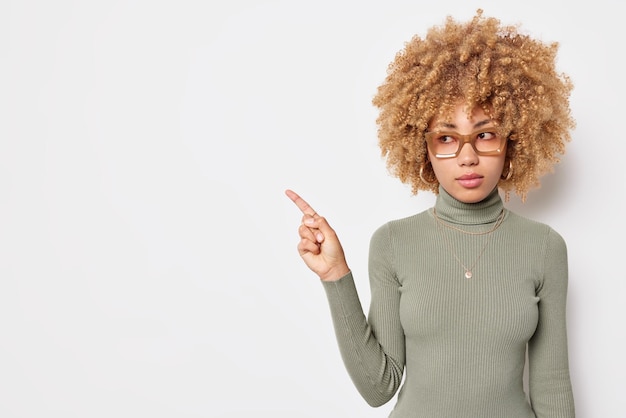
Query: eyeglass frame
424 129 507 159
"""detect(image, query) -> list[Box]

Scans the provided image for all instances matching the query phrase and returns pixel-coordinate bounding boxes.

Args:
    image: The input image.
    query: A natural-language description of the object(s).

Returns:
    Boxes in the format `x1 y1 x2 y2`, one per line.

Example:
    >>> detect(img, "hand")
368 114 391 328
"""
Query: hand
285 189 350 282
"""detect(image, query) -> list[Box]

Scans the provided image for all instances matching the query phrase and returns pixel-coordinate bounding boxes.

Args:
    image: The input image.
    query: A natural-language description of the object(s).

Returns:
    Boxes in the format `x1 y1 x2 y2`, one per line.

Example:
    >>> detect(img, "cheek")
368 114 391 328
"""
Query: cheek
496 155 507 171
427 150 441 170
486 157 507 184
428 158 451 179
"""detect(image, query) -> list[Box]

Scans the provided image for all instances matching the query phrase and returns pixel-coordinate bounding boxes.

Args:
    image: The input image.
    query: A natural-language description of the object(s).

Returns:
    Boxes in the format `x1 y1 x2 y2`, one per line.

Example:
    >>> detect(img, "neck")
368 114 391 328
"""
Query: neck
433 186 504 226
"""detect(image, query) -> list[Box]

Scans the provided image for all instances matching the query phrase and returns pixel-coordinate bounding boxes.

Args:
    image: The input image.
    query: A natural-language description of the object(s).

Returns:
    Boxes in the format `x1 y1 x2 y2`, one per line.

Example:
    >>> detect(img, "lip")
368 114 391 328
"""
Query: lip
456 173 484 188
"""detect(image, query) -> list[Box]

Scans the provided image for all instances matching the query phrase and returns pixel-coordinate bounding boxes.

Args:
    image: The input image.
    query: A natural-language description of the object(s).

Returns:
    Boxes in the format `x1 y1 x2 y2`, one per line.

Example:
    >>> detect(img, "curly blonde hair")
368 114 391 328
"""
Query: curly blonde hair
372 9 575 200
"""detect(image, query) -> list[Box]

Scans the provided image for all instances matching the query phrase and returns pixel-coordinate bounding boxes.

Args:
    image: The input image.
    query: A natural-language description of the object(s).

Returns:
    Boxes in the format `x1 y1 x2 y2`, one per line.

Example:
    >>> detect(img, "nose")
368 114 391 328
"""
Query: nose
457 142 479 166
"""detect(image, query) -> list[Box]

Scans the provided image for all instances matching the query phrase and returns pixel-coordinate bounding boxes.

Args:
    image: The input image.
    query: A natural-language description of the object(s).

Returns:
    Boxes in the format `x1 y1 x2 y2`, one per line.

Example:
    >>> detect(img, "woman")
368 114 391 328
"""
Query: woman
286 9 575 418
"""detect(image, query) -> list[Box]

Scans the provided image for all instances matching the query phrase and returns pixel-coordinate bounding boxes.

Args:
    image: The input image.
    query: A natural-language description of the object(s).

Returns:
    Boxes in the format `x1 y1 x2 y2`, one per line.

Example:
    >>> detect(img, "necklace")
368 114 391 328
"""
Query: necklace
432 208 506 279
432 208 505 235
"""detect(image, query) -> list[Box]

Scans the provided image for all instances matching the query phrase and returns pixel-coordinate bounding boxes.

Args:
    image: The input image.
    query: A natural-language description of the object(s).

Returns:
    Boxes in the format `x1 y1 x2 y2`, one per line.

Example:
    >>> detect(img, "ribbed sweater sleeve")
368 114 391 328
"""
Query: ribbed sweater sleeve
322 231 405 407
528 228 575 417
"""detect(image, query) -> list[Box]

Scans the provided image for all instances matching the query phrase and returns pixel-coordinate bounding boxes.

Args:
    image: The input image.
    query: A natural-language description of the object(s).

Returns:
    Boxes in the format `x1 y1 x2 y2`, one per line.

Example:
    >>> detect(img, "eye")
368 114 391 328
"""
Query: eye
476 131 498 141
436 133 457 144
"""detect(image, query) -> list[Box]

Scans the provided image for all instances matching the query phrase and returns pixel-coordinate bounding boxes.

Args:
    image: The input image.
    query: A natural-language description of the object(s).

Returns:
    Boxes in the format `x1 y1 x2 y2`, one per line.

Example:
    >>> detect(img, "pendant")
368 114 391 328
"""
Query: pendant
464 270 473 279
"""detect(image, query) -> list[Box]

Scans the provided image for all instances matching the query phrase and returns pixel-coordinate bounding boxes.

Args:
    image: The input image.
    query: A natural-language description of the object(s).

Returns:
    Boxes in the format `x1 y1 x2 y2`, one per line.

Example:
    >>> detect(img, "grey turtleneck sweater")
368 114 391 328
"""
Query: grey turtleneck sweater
322 187 574 417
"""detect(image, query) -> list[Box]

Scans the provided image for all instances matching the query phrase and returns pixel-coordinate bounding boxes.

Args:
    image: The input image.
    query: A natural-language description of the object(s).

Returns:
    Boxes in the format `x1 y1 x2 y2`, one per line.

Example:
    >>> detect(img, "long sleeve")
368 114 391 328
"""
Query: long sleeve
322 223 404 407
528 228 575 417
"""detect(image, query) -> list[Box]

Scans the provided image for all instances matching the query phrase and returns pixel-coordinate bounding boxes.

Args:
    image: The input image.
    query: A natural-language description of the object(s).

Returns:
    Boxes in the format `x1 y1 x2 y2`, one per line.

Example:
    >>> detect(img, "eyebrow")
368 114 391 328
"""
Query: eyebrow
435 119 493 130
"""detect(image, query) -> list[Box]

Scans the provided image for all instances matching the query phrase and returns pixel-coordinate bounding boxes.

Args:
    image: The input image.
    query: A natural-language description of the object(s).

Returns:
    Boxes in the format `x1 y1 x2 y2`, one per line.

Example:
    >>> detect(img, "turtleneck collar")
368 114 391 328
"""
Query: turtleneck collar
433 185 504 226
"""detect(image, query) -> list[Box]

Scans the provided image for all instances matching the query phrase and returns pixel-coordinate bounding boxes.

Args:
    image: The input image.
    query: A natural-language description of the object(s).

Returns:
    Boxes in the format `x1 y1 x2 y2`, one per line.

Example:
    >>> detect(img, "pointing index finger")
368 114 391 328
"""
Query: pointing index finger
285 189 318 217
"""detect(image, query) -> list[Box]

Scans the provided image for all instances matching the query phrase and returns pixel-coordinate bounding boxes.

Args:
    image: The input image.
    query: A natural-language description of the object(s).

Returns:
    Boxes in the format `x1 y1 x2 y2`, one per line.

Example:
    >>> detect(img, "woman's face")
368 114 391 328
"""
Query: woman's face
427 103 507 203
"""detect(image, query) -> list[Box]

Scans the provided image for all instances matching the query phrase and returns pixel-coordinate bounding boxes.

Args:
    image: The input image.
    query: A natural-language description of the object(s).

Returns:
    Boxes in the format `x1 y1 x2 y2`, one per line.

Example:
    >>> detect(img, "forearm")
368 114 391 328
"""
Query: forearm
322 273 404 407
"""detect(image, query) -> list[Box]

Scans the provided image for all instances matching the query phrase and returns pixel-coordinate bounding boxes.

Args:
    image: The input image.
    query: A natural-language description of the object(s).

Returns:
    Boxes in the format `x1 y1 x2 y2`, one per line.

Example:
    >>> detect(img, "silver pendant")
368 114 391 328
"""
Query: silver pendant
464 271 473 279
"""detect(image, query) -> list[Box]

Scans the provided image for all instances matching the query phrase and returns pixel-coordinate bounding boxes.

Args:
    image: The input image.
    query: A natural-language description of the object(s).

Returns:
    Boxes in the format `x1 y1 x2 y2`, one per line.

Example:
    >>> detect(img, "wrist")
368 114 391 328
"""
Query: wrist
319 264 350 282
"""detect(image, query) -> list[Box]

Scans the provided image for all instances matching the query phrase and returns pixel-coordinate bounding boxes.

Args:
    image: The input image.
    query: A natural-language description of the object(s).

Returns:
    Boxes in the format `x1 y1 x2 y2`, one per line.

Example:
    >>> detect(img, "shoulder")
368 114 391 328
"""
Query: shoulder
371 209 432 243
505 210 567 250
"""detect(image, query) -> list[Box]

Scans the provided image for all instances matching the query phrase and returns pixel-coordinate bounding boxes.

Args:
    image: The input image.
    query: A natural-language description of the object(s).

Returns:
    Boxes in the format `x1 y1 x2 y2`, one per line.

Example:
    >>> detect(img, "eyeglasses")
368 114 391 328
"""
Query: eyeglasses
425 129 506 159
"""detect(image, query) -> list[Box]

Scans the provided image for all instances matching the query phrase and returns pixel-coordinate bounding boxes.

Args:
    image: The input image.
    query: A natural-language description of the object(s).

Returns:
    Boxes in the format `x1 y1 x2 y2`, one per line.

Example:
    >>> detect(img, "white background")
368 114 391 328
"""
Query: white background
1 0 624 417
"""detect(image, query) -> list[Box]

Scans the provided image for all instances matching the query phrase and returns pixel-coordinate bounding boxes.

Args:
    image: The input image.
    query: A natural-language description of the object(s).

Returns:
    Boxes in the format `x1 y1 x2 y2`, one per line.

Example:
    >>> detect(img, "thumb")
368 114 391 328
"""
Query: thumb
306 215 337 243
303 217 325 243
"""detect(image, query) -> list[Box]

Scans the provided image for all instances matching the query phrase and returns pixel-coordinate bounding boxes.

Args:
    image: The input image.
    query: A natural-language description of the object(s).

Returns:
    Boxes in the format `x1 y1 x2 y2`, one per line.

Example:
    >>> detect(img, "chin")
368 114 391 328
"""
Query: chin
451 188 492 204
